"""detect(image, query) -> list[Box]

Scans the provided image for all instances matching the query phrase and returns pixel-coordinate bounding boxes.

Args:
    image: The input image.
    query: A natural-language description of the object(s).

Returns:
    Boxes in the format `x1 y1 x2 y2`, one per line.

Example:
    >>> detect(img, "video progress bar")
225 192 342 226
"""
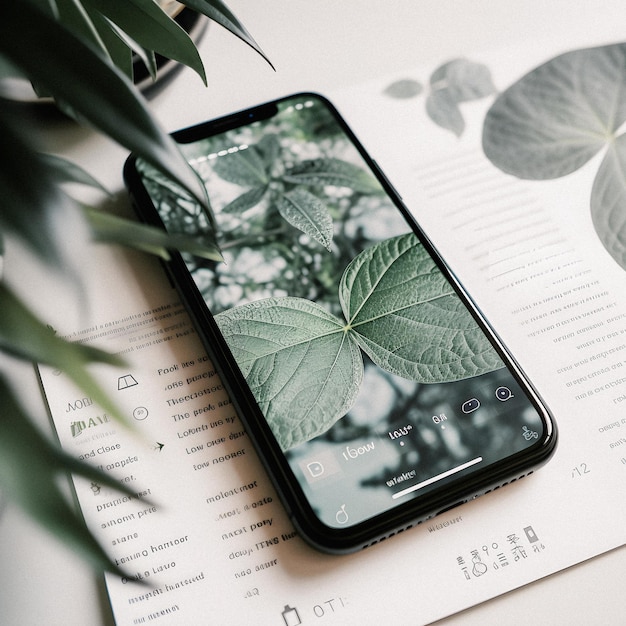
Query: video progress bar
392 457 483 500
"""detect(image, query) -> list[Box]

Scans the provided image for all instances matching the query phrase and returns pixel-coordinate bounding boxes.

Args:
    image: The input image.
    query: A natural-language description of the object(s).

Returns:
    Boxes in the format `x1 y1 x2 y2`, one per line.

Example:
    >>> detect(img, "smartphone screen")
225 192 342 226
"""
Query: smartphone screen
128 94 555 548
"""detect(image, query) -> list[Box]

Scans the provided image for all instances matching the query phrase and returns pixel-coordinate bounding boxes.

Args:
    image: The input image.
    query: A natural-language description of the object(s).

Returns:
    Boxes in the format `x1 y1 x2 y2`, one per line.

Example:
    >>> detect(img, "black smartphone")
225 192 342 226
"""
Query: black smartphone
124 93 557 553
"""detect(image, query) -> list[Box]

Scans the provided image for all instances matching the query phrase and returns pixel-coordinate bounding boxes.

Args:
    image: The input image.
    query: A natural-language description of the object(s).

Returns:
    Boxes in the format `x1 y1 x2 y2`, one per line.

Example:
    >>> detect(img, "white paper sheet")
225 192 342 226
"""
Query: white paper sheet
39 38 626 625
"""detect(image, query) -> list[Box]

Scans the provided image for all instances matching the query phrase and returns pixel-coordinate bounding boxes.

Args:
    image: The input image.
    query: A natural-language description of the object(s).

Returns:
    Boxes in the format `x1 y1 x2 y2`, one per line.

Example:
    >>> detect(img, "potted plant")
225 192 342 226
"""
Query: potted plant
0 0 270 575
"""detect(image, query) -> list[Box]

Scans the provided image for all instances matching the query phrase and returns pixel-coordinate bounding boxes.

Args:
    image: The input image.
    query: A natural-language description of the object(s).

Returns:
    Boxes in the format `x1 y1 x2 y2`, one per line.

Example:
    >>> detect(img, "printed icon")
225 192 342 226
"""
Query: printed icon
153 442 165 452
471 553 488 577
522 426 539 441
495 386 514 401
90 482 101 495
133 406 149 421
118 374 138 390
524 526 539 543
462 398 480 413
307 461 324 478
335 504 349 525
281 605 302 626
472 560 488 577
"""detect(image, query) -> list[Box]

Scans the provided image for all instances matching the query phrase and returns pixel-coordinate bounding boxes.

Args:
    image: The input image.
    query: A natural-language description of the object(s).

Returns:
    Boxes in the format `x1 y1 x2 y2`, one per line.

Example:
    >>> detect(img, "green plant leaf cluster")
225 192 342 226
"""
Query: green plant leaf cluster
0 0 269 574
216 233 503 450
482 43 626 270
0 283 134 576
0 1 212 263
143 109 396 326
0 0 272 259
136 157 224 261
58 0 206 83
213 136 381 251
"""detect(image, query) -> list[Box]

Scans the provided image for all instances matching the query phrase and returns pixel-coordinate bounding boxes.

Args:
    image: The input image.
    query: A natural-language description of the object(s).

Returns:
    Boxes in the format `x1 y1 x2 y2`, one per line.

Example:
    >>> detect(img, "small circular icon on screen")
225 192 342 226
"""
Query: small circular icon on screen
495 386 514 401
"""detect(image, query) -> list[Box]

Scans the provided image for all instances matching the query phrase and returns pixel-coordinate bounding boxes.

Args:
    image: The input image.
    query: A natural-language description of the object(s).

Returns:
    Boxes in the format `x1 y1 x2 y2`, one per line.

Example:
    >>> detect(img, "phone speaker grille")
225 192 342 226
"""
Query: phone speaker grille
360 471 534 550
361 521 423 550
483 470 533 495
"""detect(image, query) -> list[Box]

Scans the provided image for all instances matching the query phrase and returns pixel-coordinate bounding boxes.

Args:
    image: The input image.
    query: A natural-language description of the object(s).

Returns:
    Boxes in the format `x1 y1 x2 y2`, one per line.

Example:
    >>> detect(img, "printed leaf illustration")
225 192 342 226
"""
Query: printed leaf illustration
340 233 503 382
483 44 626 179
383 79 423 99
215 234 503 449
430 59 496 103
427 58 496 136
215 297 363 450
590 133 626 269
426 90 465 137
275 188 334 251
482 43 626 271
282 157 382 194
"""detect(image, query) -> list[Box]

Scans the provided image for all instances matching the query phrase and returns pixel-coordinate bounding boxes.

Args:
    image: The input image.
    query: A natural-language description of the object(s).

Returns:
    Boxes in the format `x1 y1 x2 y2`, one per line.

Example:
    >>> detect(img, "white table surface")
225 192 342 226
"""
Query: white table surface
1 2 625 624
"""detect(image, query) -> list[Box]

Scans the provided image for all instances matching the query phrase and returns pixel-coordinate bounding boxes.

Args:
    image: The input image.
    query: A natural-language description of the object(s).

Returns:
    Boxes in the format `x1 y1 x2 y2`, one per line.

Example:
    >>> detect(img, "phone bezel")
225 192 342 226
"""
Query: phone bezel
124 92 557 553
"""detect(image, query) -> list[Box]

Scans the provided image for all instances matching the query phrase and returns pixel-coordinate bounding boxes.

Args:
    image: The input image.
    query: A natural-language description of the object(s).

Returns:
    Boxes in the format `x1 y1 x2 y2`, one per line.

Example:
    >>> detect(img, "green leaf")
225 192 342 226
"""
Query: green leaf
136 158 219 239
282 158 382 194
215 297 363 450
276 188 333 251
483 43 626 179
85 206 223 261
42 153 110 194
84 4 136 79
256 134 281 166
213 145 270 186
590 134 626 270
1 0 210 214
181 0 274 69
0 101 67 263
111 27 156 83
0 283 127 423
222 185 268 215
29 0 58 17
82 0 206 84
54 0 107 54
0 375 133 576
0 55 25 80
340 233 503 382
214 236 505 447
